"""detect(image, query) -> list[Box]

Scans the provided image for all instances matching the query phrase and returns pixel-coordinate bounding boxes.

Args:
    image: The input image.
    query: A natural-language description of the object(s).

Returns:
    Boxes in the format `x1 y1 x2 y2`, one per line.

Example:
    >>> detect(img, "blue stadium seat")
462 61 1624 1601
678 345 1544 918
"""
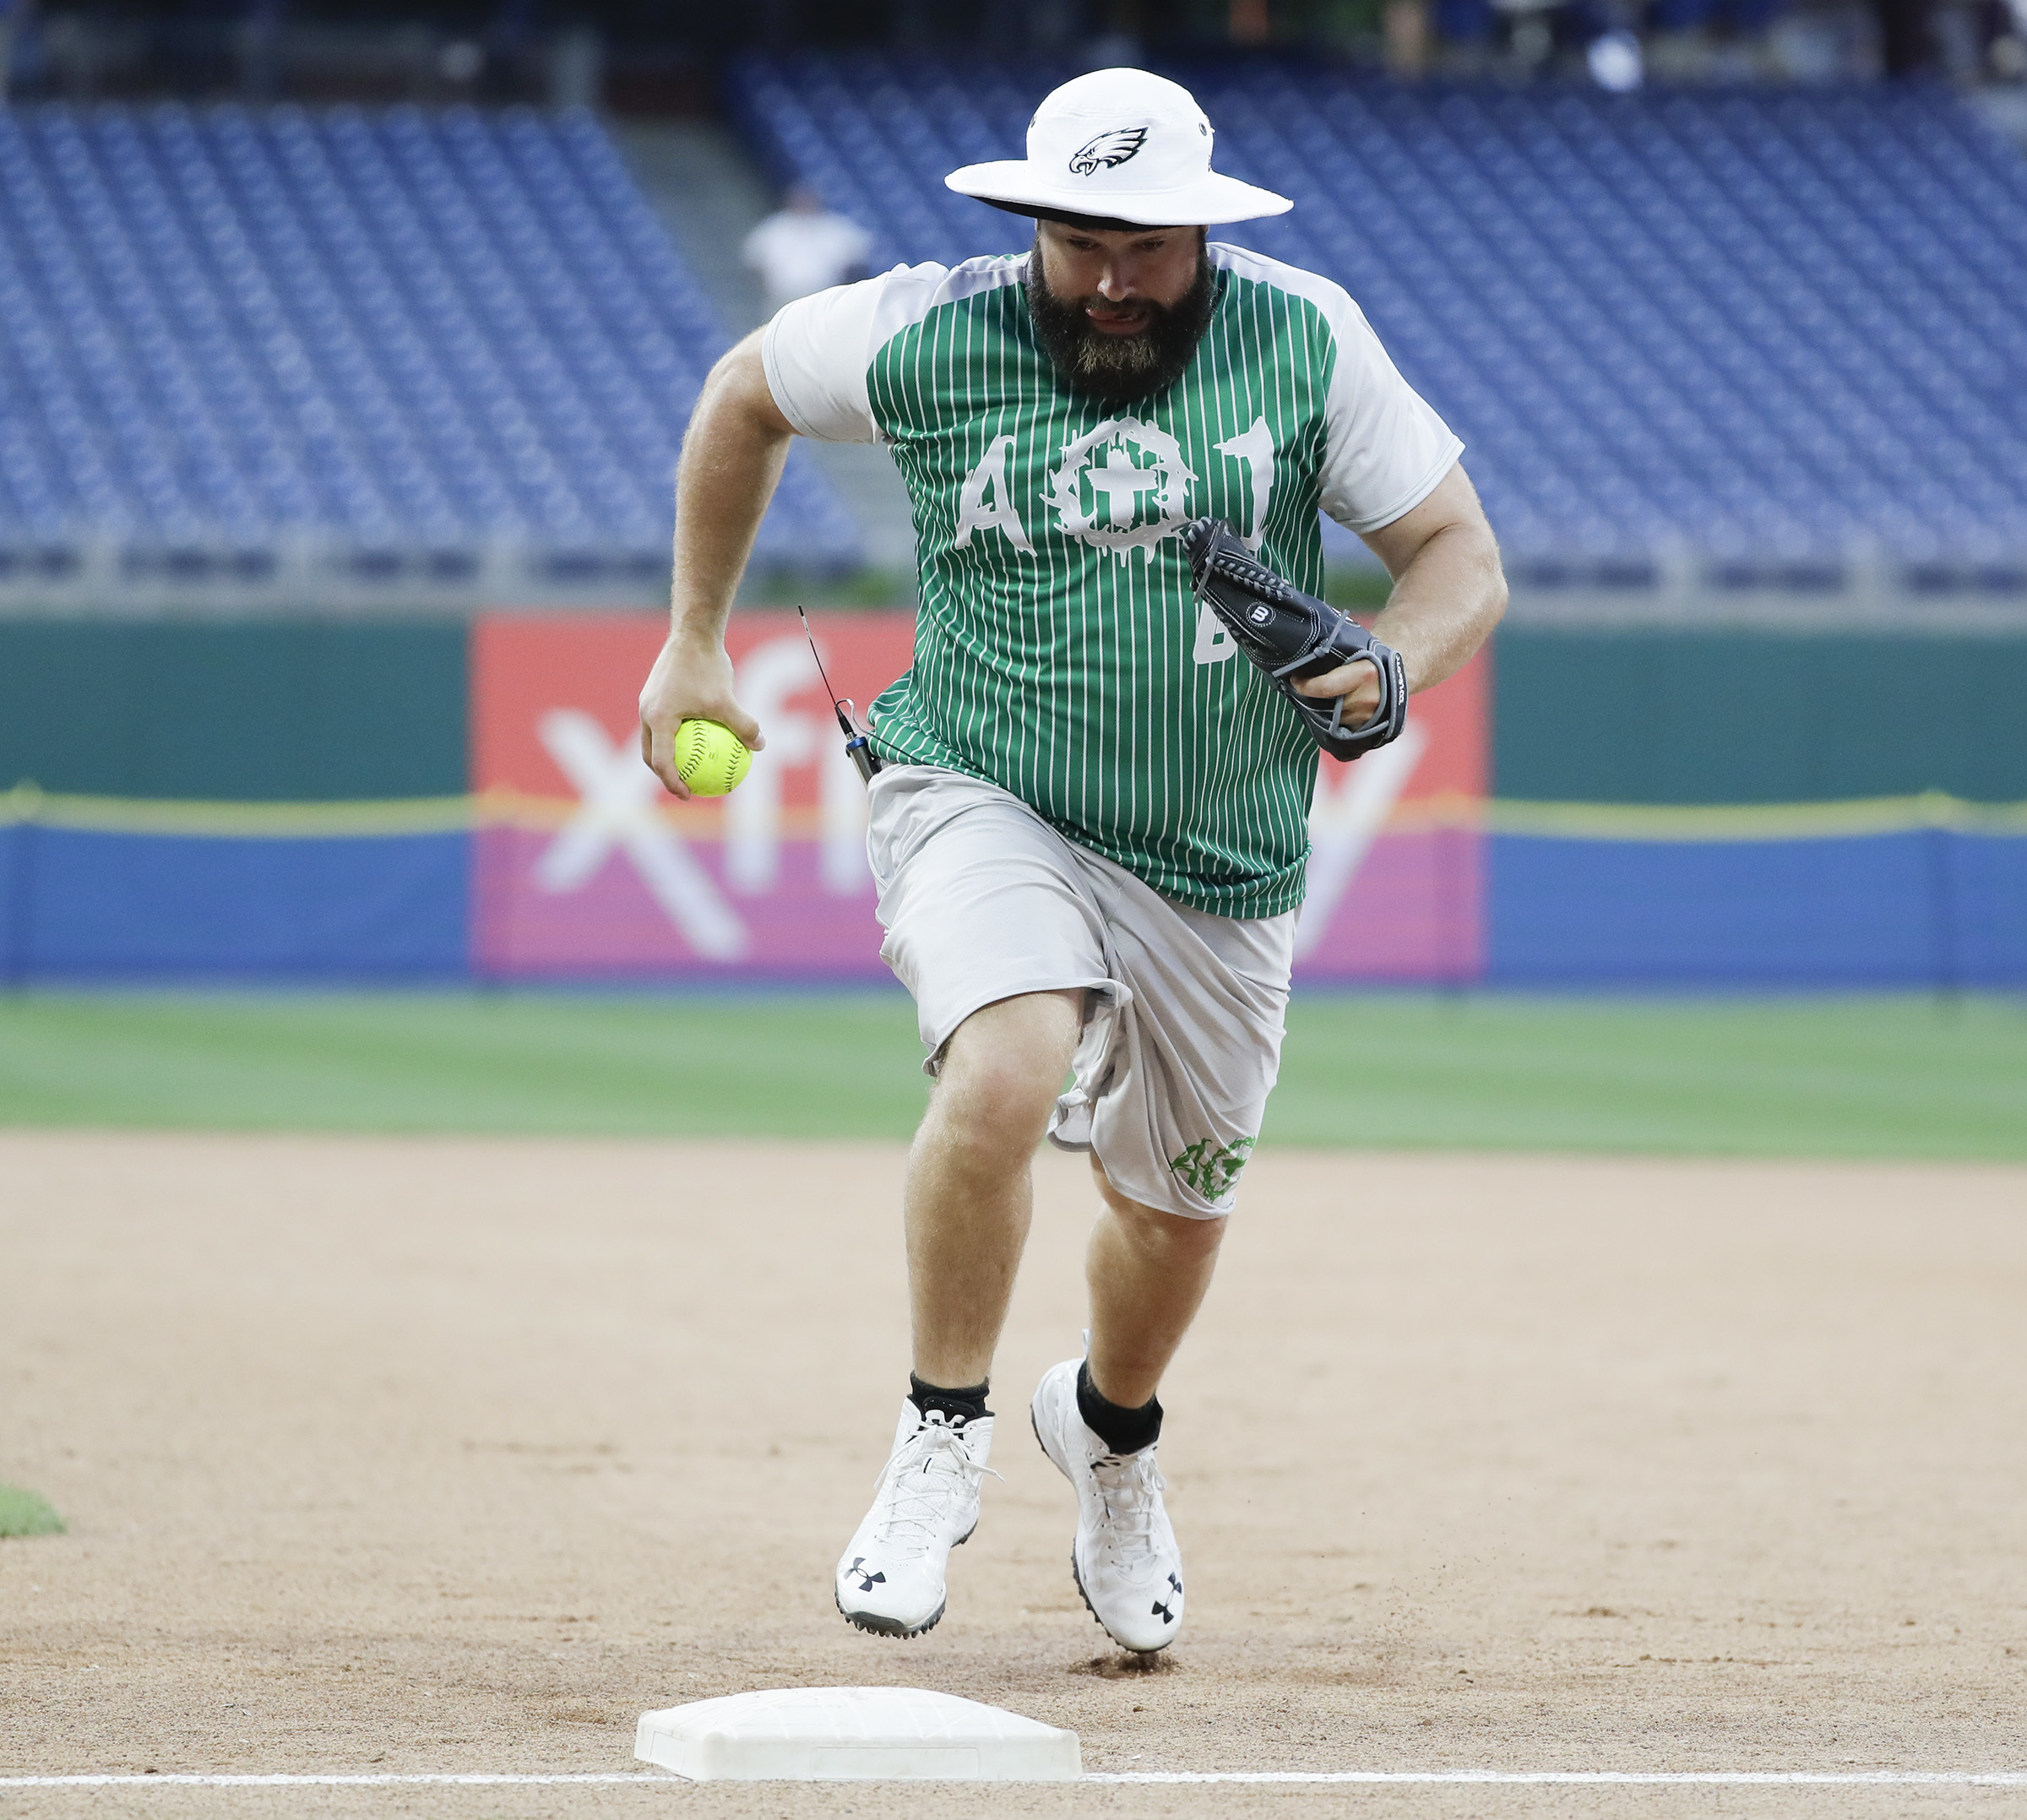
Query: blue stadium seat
728 57 2027 582
0 103 861 584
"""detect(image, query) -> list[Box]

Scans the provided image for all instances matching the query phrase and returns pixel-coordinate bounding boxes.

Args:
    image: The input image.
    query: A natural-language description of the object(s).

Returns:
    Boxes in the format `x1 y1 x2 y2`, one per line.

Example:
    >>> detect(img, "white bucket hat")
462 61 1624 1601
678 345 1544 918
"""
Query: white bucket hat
945 68 1291 228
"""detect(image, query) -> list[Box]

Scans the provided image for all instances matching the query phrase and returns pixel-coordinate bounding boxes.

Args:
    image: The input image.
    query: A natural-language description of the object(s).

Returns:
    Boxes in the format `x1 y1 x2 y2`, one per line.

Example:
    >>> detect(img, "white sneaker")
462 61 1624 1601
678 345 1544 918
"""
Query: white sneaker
834 1399 996 1638
1030 1357 1185 1653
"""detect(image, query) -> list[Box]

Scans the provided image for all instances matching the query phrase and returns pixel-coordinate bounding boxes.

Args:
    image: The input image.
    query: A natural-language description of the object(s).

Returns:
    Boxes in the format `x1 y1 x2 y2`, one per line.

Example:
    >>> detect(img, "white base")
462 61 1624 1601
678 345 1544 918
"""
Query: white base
634 1687 1083 1782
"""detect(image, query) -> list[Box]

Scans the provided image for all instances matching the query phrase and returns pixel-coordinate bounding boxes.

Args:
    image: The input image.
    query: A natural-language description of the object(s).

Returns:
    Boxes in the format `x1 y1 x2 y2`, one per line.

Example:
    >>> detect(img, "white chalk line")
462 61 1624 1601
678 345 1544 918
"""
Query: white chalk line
1100 1773 2027 1786
3 1771 2026 1789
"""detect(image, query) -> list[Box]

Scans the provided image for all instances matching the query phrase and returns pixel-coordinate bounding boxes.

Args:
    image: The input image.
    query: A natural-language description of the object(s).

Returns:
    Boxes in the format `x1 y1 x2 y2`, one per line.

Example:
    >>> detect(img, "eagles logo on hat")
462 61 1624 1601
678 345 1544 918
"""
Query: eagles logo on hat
1068 127 1148 176
946 68 1291 228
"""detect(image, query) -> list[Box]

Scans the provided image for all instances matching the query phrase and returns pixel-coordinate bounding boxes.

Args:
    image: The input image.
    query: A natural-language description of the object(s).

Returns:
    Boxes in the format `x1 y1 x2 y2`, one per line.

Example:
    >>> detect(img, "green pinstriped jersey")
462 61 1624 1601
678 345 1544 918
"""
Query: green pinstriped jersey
763 243 1462 918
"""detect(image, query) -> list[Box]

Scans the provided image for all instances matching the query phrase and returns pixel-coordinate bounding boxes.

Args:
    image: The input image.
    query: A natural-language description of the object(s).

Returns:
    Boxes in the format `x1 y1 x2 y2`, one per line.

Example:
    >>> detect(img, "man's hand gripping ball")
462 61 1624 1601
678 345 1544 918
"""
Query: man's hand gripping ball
1183 517 1409 762
638 629 764 800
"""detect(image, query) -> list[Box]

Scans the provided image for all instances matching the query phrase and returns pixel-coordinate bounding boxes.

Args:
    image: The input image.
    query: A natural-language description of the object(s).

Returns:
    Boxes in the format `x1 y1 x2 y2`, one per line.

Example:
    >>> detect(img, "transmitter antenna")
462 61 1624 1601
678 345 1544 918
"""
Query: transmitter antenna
798 605 883 784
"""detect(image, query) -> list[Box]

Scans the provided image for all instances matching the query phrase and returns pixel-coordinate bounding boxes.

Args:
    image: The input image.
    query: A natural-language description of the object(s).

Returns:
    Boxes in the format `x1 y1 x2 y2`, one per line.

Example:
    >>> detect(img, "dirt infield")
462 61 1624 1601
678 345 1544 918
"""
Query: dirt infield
3 1132 2024 1817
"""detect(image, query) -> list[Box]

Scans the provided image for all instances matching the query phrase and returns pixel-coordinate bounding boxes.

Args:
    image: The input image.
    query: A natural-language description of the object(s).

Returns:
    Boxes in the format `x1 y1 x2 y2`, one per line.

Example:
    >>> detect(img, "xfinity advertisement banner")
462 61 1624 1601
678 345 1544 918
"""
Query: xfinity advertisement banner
470 611 1487 983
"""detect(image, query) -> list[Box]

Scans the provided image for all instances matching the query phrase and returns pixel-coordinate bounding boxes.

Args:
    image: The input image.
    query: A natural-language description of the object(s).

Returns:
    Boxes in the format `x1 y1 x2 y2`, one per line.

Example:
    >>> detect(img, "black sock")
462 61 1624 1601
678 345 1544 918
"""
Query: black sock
1076 1360 1162 1455
909 1373 992 1426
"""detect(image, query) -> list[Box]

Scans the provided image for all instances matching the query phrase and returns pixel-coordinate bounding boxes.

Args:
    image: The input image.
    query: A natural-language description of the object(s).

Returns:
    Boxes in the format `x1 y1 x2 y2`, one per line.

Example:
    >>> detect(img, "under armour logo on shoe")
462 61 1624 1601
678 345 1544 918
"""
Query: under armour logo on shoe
1168 1572 1182 1595
847 1557 886 1592
1151 1597 1176 1625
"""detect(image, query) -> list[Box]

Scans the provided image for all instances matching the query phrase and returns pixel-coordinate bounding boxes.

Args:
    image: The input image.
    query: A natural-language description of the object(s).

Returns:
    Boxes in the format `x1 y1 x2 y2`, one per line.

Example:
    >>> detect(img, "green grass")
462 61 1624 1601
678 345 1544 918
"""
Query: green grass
0 991 931 1139
0 1484 66 1539
0 990 2022 1161
1271 993 2027 1160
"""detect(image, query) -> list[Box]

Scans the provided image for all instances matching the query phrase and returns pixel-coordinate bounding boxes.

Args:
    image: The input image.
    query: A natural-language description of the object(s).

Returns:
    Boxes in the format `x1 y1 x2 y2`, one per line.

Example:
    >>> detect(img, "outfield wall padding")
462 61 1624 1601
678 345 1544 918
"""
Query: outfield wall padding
0 622 468 801
1493 629 2027 805
3 616 2024 987
0 823 469 982
1487 829 2026 988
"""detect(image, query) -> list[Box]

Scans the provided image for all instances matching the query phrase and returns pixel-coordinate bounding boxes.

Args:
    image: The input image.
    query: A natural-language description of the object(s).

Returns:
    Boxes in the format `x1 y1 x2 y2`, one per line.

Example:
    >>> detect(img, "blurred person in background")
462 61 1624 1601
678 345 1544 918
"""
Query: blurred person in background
742 184 873 317
1992 0 2027 77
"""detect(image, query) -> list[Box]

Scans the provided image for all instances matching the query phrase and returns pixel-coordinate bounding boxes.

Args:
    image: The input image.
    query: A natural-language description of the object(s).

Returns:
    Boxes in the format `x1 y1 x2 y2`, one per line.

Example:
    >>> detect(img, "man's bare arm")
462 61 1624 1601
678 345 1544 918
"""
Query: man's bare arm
638 330 796 798
1294 462 1508 720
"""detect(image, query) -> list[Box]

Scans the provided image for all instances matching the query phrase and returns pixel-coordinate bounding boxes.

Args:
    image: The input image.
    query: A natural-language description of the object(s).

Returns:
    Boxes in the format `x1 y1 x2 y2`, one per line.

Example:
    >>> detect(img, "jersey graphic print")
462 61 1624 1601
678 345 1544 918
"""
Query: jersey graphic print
1046 417 1198 559
767 244 1461 920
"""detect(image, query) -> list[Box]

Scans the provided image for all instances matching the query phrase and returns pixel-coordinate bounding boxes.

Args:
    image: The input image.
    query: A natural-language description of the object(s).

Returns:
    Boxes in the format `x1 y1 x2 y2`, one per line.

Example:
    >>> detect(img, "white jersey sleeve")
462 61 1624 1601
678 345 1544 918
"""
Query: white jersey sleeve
763 258 1027 445
761 276 890 444
1316 291 1464 535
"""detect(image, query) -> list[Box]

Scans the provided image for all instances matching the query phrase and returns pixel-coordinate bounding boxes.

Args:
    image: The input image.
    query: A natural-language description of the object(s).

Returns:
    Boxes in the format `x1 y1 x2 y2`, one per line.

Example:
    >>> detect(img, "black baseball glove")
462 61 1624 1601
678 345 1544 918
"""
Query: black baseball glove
1182 517 1409 763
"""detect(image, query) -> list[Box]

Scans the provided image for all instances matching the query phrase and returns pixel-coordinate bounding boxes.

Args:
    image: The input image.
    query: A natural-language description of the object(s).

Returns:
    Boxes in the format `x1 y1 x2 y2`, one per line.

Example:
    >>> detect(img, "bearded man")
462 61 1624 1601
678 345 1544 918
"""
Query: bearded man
639 68 1506 1653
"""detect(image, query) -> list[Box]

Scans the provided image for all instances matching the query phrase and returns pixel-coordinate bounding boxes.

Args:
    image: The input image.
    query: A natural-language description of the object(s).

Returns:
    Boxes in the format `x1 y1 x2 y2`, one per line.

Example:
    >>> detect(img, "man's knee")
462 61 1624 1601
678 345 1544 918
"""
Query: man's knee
1092 1160 1228 1263
932 989 1082 1148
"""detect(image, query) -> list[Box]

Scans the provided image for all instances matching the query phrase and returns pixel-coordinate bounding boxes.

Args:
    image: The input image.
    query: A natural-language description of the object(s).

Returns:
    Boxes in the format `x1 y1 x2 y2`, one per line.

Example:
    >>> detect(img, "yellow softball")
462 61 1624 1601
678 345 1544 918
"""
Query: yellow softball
672 719 753 796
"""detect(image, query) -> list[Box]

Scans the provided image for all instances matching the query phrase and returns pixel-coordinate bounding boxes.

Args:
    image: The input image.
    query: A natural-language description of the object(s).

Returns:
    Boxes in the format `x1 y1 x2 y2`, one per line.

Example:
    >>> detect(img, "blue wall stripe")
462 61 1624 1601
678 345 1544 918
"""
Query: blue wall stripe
1487 830 2027 988
1 827 470 983
3 825 2021 988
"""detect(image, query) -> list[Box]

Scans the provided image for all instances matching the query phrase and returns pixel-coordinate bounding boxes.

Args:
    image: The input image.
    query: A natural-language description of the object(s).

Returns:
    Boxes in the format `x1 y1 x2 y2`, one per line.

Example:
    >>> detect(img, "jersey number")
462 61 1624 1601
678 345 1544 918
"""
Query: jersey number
1196 417 1277 665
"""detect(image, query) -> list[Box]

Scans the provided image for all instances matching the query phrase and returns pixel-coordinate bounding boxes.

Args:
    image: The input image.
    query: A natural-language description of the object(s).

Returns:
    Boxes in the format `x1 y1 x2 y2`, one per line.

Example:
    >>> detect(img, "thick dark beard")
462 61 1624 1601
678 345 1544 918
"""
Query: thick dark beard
1025 240 1218 406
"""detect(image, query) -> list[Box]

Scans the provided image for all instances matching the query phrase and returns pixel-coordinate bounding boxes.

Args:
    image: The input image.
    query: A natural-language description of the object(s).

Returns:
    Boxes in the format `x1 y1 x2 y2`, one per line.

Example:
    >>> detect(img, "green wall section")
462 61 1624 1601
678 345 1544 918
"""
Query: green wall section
1494 629 2027 804
2 620 2022 806
0 622 467 801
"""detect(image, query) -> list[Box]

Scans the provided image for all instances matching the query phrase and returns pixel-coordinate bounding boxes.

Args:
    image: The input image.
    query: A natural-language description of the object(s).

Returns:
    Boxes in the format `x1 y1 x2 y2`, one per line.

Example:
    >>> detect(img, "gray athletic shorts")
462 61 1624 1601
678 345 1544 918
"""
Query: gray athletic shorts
867 764 1295 1220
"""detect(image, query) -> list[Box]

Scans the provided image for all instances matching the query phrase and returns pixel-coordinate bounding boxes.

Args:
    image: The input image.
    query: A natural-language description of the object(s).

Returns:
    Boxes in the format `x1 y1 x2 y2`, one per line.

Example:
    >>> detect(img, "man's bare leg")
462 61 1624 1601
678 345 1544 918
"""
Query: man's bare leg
1024 1155 1215 1654
1084 1156 1226 1410
834 988 1083 1638
904 988 1083 1388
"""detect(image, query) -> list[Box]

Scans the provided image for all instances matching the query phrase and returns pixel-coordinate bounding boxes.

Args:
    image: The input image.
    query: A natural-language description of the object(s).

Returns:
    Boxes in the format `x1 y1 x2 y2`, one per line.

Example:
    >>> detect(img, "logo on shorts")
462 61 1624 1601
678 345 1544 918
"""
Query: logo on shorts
1168 1135 1256 1201
1068 127 1148 176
